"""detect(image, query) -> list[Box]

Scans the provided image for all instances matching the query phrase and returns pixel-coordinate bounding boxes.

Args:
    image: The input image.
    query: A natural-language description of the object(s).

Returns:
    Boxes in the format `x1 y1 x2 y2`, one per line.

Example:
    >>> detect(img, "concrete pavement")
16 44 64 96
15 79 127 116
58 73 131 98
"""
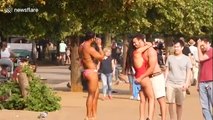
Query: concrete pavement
0 65 203 120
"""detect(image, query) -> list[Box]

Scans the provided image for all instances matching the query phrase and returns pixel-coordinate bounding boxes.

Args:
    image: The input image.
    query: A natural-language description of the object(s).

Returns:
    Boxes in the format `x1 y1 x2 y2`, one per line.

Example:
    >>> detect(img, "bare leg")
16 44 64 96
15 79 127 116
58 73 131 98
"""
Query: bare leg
92 86 99 118
85 72 99 119
140 78 155 120
168 103 175 120
176 104 183 120
157 97 167 120
67 56 71 64
139 91 146 120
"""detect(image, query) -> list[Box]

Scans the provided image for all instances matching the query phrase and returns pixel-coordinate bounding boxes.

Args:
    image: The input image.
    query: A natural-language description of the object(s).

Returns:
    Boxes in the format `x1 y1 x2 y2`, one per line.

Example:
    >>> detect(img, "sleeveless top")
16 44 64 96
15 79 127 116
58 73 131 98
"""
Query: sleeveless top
1 48 10 58
134 51 148 78
99 57 113 74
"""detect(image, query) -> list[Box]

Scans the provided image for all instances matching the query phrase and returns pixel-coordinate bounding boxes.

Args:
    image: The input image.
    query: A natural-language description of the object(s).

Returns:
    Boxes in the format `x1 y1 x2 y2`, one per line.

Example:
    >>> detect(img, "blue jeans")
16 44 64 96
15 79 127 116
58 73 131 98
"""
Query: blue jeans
101 73 113 96
128 75 141 99
199 81 213 120
115 65 122 82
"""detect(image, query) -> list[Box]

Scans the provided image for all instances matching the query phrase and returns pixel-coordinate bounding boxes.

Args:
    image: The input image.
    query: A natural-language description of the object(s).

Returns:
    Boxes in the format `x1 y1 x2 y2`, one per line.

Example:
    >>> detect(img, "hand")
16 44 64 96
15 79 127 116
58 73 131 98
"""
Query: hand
197 39 202 47
95 37 102 46
182 83 188 91
134 78 141 84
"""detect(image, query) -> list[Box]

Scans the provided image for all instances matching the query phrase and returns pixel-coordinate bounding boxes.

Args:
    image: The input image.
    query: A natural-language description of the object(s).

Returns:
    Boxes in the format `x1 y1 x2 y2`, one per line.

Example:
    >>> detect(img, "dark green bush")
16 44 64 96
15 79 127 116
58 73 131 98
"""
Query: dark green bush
25 77 61 111
0 65 61 112
0 81 25 110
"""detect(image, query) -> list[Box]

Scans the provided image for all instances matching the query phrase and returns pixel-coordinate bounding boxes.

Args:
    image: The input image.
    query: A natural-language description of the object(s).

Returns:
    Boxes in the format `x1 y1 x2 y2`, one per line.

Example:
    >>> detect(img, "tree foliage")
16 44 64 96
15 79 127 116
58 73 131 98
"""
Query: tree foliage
0 0 212 91
0 0 212 39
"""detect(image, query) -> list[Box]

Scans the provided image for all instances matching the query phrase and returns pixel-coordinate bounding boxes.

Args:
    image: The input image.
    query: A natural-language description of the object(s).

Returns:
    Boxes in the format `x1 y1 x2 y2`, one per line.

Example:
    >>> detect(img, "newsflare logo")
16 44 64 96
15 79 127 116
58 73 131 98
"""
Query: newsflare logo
4 7 13 13
4 7 39 13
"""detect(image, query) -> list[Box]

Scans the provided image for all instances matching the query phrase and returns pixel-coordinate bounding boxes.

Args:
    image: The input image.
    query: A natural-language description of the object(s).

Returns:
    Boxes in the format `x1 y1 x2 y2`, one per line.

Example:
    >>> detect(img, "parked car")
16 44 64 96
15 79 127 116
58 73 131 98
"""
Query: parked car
8 42 37 72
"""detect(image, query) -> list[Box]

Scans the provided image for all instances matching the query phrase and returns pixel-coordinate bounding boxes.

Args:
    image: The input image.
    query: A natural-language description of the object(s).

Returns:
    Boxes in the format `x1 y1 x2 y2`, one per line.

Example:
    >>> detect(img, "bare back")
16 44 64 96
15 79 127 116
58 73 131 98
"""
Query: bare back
143 47 162 73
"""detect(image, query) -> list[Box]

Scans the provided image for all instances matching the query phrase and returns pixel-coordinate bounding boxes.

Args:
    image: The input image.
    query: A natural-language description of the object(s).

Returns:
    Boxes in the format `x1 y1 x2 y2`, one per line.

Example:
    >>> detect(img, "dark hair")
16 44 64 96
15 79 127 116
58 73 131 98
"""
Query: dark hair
125 40 135 73
173 39 185 47
200 36 210 43
2 41 7 47
133 34 146 41
85 31 95 41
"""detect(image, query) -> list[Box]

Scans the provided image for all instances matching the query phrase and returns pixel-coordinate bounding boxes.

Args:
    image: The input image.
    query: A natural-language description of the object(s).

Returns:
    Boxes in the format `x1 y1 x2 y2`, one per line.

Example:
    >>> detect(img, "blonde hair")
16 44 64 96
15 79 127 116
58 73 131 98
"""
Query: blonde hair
103 47 111 54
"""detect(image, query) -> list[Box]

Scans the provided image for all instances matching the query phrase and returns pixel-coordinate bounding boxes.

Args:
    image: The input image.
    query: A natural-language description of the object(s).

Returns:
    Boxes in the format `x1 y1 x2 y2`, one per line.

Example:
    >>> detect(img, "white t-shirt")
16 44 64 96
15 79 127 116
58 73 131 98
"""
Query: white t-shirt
1 48 10 58
59 42 67 53
189 45 198 61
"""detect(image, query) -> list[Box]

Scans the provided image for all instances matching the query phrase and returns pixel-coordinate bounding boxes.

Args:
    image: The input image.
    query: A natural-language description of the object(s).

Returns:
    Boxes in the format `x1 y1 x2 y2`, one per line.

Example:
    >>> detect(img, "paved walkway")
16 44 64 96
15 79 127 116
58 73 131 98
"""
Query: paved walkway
0 66 203 120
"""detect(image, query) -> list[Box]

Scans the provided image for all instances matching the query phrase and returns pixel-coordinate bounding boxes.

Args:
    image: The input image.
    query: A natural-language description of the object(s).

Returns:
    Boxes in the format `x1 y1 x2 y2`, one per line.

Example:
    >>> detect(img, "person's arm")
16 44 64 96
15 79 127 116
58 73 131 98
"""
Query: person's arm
183 58 193 90
9 49 16 58
10 52 16 57
111 58 116 75
197 39 211 61
112 59 116 71
164 56 170 82
89 38 104 61
137 48 157 81
89 47 104 61
97 61 101 70
137 42 152 53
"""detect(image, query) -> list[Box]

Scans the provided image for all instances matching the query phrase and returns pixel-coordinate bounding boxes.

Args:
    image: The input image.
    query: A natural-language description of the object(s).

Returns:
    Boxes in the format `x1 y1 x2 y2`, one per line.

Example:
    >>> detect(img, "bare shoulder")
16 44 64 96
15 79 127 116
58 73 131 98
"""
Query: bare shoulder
147 47 157 56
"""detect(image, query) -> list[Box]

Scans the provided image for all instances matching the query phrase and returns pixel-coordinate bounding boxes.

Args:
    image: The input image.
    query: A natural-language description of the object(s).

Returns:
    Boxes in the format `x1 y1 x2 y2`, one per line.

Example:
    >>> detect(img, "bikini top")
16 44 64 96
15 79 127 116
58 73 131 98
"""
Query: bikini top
133 51 148 78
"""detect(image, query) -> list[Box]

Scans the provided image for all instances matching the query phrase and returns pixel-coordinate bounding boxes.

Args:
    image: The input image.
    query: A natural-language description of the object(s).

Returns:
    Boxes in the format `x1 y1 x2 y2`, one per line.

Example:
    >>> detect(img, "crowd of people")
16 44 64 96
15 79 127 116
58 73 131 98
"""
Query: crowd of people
79 32 212 120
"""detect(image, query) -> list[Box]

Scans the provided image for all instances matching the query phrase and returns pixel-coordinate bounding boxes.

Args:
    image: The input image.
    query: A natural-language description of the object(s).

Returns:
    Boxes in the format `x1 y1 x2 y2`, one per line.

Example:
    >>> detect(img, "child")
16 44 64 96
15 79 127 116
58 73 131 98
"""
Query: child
98 48 115 100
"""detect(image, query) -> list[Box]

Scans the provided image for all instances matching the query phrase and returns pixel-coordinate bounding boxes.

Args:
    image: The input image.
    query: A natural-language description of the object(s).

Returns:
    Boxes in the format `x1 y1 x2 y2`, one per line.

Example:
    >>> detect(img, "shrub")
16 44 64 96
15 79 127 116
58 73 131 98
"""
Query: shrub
0 65 61 112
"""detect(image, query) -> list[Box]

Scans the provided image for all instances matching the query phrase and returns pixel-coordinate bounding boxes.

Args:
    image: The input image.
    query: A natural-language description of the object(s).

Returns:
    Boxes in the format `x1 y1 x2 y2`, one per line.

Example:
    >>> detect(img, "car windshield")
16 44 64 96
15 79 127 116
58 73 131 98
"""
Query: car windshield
11 49 31 57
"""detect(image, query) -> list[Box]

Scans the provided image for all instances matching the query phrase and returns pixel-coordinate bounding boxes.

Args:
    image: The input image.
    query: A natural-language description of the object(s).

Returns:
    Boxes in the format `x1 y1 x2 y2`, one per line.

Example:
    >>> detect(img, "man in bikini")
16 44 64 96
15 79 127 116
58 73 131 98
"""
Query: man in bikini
131 34 155 120
79 32 104 120
134 34 167 120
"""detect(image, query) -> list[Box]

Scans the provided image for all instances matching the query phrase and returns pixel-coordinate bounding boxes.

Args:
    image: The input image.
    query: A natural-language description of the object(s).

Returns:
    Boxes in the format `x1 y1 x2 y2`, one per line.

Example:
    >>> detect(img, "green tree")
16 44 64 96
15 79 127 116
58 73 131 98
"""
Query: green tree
0 0 212 92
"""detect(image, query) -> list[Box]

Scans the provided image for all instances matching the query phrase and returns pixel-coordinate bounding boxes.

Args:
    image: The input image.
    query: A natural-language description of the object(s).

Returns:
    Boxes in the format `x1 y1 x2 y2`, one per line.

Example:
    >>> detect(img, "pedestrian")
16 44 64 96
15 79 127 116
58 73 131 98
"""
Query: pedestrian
197 37 213 120
65 47 71 64
98 48 115 100
0 41 15 76
129 34 155 120
59 40 67 65
188 38 199 86
165 39 192 120
133 34 167 120
179 37 193 95
125 43 140 101
78 32 104 120
127 68 141 100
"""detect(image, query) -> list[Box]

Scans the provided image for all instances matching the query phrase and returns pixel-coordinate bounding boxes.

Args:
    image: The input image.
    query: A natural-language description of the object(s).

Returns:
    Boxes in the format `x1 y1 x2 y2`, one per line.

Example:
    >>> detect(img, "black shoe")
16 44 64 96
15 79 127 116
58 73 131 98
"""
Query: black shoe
112 91 117 93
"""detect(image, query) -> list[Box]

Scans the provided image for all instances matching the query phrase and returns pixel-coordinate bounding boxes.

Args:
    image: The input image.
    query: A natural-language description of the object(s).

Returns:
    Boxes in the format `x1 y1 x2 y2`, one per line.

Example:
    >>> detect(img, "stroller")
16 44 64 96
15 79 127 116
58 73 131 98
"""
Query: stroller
0 58 13 83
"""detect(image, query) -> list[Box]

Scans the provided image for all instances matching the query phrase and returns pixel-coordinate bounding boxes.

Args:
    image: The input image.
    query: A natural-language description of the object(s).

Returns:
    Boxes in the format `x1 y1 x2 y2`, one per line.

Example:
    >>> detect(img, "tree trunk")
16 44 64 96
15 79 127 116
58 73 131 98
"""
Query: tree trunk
104 32 111 48
70 36 83 92
18 72 29 97
121 35 128 74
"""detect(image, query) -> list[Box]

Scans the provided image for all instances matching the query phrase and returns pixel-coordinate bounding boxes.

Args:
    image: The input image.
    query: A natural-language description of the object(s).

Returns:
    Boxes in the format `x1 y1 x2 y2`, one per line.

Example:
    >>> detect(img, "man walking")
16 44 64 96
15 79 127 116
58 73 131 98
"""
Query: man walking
197 37 213 120
165 39 192 120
